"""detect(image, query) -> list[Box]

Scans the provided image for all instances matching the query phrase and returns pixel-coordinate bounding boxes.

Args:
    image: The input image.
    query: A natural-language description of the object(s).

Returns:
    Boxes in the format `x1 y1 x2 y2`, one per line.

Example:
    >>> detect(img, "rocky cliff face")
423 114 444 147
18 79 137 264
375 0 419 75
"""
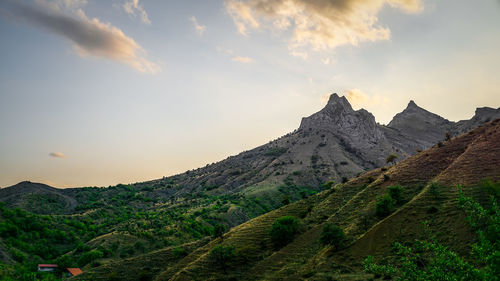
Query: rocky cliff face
299 94 385 145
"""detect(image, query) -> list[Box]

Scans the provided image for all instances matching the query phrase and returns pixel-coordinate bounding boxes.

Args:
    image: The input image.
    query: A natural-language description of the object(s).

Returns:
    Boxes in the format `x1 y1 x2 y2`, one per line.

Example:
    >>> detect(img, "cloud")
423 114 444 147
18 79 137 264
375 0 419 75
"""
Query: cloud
232 56 254 63
49 152 67 158
35 0 87 12
344 88 389 108
225 0 423 56
190 16 206 35
2 1 160 73
122 0 151 24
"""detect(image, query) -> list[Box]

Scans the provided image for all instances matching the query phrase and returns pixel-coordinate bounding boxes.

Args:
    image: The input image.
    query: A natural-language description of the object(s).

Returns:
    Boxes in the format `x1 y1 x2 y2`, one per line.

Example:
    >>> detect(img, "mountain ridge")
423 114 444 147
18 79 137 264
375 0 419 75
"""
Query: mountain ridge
75 118 500 281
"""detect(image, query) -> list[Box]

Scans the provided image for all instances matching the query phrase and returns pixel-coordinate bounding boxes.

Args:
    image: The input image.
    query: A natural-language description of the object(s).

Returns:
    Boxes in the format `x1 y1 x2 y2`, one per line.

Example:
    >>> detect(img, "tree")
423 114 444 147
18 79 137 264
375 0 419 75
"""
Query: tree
270 216 300 248
281 195 290 206
388 185 404 204
209 244 236 273
319 223 345 249
213 223 226 241
375 194 394 217
386 154 398 165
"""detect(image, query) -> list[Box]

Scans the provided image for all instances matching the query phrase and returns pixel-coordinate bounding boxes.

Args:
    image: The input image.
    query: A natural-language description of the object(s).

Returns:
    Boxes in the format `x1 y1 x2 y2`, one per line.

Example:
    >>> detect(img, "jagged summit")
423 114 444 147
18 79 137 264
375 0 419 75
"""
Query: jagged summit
299 93 372 132
326 93 351 107
407 100 418 109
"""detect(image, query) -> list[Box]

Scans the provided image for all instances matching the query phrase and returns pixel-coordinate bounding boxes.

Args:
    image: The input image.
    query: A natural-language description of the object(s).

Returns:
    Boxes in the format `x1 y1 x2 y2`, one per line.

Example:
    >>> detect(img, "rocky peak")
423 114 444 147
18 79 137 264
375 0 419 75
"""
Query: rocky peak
407 100 418 109
389 100 450 127
327 93 352 108
298 92 383 143
388 100 454 148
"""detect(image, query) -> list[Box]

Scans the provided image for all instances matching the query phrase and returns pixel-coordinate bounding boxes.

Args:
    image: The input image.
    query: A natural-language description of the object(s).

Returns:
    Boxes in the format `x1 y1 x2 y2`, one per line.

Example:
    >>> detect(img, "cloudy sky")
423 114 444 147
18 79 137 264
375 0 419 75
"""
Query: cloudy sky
1 0 499 187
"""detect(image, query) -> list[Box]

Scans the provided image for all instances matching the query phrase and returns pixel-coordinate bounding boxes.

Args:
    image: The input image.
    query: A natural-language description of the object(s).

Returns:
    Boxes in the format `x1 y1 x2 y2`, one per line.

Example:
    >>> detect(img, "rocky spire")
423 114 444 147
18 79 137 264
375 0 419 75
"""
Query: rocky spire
326 93 353 111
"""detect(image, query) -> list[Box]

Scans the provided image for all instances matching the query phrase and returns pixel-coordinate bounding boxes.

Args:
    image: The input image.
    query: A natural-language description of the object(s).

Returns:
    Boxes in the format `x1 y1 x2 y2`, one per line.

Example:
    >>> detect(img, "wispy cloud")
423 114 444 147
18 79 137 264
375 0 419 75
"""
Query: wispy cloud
225 0 423 57
190 16 206 35
344 88 389 108
232 56 253 63
49 152 67 158
122 0 151 24
2 1 160 73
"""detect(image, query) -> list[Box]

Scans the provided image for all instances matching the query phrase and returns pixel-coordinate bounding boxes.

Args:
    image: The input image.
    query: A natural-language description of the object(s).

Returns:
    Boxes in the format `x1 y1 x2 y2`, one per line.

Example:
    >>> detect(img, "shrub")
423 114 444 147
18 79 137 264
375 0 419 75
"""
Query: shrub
173 246 186 258
77 250 103 267
209 244 236 273
213 223 226 240
322 181 335 189
479 179 500 197
270 216 300 248
388 185 403 204
320 224 345 249
429 182 442 199
386 154 398 165
375 195 394 217
281 195 290 206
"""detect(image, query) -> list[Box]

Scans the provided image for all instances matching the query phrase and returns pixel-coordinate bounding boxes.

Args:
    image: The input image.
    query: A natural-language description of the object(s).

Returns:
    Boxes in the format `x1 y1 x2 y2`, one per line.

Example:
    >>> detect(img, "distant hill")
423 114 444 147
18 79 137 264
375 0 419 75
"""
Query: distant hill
75 117 500 281
0 181 77 214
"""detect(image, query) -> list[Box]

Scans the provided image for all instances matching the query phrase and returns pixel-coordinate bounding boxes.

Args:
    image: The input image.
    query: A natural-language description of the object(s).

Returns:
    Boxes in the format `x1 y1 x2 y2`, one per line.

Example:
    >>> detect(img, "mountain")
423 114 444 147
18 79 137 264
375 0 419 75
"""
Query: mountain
1 94 499 280
76 114 500 281
0 181 77 214
387 100 455 148
388 100 500 148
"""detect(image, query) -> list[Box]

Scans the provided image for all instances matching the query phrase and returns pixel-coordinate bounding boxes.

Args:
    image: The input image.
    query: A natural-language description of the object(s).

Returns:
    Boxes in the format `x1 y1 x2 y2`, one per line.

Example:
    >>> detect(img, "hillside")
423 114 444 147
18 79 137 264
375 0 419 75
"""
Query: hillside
1 94 499 280
74 118 500 280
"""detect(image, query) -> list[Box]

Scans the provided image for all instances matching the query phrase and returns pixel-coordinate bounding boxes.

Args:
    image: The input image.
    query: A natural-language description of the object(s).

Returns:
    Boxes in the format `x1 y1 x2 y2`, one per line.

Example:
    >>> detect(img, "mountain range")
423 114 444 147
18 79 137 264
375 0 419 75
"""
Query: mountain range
0 93 499 280
75 108 500 281
3 93 499 215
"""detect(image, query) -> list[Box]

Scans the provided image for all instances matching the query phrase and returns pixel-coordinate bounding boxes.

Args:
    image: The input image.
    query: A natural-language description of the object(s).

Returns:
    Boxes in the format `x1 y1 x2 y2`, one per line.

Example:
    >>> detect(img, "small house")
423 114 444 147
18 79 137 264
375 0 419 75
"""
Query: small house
66 268 83 277
37 264 58 272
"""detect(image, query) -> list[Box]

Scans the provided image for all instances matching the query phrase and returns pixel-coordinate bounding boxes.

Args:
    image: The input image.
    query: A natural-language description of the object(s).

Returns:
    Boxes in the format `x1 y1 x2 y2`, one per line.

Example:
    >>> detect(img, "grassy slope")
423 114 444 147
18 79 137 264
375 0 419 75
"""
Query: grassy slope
117 119 500 281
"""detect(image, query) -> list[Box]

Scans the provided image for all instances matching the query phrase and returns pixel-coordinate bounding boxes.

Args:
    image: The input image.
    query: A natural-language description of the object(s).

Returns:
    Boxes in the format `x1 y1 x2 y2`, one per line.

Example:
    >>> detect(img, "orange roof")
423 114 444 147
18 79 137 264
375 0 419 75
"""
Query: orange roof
67 268 83 276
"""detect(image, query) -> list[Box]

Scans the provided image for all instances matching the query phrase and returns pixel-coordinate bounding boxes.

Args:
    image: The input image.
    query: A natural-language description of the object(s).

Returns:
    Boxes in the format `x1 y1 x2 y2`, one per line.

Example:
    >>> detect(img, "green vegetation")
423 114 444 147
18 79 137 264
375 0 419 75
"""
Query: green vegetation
385 154 398 165
429 181 443 199
375 185 405 217
375 194 394 217
270 216 300 248
281 195 290 206
364 189 499 280
479 178 500 197
319 223 345 249
264 147 287 157
209 244 236 273
322 180 335 189
213 223 226 240
388 185 403 204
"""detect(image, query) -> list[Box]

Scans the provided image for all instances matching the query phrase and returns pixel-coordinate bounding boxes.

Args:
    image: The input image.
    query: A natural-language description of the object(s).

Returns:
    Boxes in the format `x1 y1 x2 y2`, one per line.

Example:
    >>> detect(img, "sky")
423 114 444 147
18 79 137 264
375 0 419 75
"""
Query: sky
0 0 499 188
